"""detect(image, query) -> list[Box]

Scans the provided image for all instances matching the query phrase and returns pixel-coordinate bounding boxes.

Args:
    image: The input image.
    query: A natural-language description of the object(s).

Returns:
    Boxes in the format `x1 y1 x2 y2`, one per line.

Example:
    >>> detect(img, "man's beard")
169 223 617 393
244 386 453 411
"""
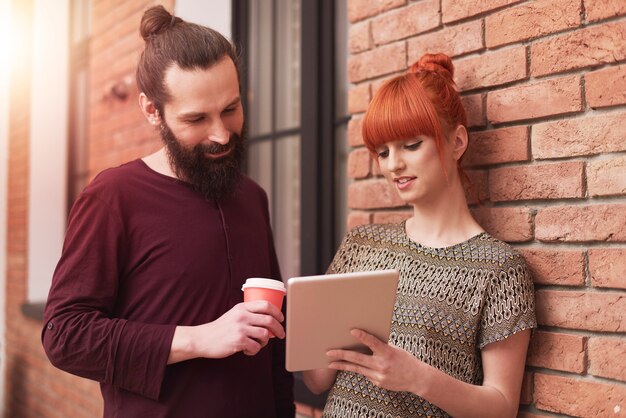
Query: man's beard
160 121 245 201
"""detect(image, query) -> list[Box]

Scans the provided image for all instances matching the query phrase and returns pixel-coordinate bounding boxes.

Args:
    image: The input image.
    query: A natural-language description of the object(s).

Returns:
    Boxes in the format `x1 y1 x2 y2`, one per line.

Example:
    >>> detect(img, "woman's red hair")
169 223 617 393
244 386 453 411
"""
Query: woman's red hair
362 53 468 177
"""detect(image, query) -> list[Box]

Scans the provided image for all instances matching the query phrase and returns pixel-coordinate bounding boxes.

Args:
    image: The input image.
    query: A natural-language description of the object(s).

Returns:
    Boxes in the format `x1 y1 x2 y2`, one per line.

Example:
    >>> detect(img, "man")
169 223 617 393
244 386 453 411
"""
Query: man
42 5 294 417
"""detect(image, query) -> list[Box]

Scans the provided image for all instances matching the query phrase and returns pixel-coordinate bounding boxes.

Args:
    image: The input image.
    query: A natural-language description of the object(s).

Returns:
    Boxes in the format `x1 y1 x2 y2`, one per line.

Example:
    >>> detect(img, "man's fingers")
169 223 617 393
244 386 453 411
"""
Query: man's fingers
242 300 284 322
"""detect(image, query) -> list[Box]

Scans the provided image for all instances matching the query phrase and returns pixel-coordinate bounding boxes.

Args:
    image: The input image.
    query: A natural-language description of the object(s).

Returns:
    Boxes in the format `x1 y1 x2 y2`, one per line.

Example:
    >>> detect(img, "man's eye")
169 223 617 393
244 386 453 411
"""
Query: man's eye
404 141 422 150
377 150 389 158
187 117 204 123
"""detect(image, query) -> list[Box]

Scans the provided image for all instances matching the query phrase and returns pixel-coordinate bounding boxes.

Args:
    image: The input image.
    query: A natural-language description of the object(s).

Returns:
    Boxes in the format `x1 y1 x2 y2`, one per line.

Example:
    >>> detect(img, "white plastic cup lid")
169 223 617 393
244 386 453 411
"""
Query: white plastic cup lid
241 278 286 293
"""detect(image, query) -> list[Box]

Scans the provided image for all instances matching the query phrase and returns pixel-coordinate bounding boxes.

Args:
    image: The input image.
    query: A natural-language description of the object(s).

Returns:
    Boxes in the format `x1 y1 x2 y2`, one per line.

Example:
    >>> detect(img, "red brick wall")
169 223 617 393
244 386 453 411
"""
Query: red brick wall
4 1 171 416
343 0 626 417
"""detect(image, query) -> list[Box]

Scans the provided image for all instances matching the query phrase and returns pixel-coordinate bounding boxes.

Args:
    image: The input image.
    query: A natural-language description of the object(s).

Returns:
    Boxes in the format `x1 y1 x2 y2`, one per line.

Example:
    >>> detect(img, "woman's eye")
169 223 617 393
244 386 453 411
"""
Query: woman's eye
377 149 389 158
405 141 422 150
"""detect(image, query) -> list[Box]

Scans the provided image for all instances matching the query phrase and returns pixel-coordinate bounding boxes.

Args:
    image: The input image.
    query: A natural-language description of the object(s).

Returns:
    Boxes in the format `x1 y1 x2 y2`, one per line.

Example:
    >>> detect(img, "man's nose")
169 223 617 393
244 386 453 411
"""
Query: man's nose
207 122 230 145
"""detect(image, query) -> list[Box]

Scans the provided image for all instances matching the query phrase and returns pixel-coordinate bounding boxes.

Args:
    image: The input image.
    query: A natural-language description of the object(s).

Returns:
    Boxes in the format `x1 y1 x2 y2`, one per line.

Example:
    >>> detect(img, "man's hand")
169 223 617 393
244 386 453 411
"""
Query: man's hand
168 301 285 364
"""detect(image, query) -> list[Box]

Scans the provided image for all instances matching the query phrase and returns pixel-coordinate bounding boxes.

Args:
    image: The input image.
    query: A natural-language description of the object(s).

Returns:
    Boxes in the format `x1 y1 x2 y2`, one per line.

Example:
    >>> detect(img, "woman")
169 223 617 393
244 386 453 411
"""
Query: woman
303 53 536 418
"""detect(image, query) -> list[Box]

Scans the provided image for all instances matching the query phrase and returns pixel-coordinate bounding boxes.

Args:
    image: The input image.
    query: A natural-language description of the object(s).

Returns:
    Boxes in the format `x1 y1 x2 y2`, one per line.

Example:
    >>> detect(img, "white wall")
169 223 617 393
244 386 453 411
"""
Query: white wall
175 0 231 39
27 0 70 302
0 0 11 406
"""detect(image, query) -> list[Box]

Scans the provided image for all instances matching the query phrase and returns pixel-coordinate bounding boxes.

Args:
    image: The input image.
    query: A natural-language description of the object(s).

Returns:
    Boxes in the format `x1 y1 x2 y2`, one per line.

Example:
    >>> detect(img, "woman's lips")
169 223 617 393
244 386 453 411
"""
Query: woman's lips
394 176 416 190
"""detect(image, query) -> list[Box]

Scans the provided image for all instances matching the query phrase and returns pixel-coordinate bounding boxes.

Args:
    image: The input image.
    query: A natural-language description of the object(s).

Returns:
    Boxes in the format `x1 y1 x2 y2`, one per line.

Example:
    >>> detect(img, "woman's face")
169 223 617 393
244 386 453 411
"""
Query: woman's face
374 134 457 205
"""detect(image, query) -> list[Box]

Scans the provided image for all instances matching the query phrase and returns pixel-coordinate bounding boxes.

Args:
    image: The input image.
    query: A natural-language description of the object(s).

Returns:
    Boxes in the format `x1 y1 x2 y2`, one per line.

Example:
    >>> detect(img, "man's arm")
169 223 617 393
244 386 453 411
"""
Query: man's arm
42 193 175 400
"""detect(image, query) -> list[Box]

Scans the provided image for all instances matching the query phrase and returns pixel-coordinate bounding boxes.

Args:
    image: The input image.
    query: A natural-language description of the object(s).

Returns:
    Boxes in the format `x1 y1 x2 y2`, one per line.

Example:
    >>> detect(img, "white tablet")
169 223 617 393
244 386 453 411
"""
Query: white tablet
285 269 399 372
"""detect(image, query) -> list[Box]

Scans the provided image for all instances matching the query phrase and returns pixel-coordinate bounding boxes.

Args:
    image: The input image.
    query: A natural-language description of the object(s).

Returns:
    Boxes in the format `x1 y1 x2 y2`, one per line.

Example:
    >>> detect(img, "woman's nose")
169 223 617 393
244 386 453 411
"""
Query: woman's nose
387 151 405 172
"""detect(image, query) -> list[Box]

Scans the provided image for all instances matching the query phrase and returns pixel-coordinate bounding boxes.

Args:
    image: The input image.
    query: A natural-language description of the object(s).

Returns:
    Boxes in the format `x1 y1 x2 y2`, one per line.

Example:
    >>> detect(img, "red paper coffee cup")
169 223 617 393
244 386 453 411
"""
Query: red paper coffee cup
242 278 286 337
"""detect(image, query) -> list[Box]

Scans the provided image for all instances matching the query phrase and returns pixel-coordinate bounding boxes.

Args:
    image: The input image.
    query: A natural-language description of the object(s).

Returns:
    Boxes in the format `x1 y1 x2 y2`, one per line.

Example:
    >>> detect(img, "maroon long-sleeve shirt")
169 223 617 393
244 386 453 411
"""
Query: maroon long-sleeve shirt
42 159 294 418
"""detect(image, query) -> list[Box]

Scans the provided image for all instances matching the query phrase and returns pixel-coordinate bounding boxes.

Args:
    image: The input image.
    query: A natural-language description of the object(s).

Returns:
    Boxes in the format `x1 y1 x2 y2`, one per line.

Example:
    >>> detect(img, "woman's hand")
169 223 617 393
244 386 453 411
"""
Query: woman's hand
326 329 421 393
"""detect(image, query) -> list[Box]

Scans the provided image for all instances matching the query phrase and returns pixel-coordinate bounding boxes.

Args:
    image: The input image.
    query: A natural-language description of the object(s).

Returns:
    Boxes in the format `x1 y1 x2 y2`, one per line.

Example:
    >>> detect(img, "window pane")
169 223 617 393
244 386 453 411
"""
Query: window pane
275 0 301 130
273 135 301 280
247 136 301 280
246 139 273 215
248 0 273 136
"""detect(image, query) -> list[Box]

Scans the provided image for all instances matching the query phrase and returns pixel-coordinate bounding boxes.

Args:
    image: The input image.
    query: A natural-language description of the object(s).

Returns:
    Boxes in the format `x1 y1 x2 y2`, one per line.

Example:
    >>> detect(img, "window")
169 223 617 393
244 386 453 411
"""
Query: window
233 0 349 408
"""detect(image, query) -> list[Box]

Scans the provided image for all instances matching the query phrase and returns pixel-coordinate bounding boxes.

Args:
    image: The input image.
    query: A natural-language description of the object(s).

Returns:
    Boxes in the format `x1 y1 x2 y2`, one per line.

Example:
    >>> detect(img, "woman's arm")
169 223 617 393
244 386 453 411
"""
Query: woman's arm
302 368 338 394
327 328 531 418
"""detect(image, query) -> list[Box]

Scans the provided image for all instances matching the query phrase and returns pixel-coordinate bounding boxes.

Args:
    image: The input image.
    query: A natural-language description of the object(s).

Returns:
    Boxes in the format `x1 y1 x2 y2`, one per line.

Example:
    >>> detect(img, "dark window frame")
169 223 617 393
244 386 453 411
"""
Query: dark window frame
232 0 339 408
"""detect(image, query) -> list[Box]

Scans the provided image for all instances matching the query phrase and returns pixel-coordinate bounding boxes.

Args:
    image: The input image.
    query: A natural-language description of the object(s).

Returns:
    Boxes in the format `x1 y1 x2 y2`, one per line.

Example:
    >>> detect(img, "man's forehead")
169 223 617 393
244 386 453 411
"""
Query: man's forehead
163 58 240 108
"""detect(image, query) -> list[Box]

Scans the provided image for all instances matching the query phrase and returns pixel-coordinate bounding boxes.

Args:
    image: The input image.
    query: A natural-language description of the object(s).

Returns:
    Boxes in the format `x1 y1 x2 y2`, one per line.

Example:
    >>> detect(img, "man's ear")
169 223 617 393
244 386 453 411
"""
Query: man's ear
139 93 160 126
452 124 469 161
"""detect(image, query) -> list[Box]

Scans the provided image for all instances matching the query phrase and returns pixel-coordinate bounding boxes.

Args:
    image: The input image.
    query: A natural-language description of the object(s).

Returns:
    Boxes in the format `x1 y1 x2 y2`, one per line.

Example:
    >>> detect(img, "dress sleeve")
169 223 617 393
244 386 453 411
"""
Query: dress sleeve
478 253 537 348
325 230 357 275
41 193 176 400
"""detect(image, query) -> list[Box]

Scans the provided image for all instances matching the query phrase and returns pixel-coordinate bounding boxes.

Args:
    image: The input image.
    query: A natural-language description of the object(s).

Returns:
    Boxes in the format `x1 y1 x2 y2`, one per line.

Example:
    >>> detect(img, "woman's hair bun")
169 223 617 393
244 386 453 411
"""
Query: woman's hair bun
409 53 455 80
140 5 181 41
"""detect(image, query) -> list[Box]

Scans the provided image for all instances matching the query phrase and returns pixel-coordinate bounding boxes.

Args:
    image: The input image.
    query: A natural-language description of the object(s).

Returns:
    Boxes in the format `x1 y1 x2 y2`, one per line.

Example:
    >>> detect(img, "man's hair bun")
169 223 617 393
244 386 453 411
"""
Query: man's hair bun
409 53 455 81
139 5 181 41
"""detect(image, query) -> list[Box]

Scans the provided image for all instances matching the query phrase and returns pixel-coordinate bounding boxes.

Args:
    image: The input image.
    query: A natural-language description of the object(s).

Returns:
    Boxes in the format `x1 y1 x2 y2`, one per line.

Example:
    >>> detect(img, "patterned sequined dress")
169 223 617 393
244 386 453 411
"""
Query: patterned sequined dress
322 222 536 418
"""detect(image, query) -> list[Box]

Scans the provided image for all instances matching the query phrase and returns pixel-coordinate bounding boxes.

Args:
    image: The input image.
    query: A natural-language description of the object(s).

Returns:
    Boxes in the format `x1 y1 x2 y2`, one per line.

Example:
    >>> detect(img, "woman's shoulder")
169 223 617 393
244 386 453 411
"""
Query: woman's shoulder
474 233 528 269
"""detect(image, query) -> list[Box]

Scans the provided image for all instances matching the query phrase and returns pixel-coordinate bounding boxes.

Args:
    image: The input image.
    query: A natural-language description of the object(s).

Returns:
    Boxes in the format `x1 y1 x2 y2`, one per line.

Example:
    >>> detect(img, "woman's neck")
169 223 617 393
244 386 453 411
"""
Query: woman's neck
405 179 484 248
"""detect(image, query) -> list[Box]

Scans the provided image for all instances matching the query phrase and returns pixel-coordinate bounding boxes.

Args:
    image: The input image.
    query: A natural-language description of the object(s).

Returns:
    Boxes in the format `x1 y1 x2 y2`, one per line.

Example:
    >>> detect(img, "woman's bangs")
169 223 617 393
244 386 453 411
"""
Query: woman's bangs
362 77 441 152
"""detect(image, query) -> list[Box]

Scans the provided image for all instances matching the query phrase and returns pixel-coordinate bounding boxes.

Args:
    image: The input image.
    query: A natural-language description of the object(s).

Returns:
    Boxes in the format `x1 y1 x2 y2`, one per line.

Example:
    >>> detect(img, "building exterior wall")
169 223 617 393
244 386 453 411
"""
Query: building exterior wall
341 1 626 417
4 0 172 416
2 0 625 417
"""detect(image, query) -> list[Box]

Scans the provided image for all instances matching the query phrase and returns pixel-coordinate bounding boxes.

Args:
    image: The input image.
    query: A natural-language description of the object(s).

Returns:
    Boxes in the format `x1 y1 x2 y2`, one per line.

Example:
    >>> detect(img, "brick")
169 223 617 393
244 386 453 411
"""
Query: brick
586 65 626 109
535 289 626 332
372 210 412 224
348 42 406 83
520 372 533 405
470 207 533 242
349 21 371 53
487 75 582 124
407 20 482 63
464 126 529 167
347 211 372 230
536 204 626 242
347 0 381 23
379 0 407 13
489 161 584 201
348 83 372 114
347 117 364 147
486 0 581 48
347 147 372 179
372 0 439 46
585 0 626 22
518 248 585 286
348 178 406 209
534 373 626 416
526 331 586 373
455 46 527 91
464 169 489 205
589 248 626 289
460 94 486 127
531 21 626 77
587 154 626 197
588 337 626 381
517 413 544 418
532 112 626 158
442 0 522 24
